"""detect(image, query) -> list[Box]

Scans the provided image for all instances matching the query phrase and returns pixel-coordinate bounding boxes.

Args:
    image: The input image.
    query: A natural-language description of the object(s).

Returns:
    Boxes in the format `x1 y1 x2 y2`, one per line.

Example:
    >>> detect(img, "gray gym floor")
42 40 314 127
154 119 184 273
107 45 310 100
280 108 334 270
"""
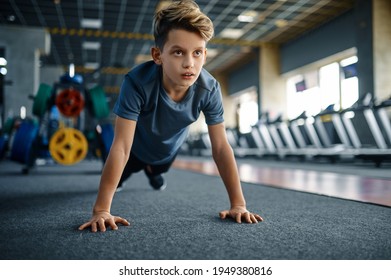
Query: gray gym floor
0 158 390 260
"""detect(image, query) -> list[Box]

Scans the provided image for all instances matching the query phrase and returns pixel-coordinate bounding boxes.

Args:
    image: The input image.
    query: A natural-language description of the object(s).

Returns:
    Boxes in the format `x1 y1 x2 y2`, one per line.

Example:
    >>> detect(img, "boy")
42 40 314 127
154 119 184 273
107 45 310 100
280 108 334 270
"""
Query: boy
79 0 263 232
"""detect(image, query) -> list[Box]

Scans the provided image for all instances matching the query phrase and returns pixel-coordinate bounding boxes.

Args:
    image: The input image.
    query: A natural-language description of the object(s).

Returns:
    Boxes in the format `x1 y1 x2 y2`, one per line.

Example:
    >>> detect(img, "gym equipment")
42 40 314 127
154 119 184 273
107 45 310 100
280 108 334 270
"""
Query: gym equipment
374 95 391 146
0 134 8 159
341 93 391 166
264 114 299 158
315 104 352 151
10 120 39 164
279 93 391 165
8 71 113 173
308 105 355 162
32 83 52 117
236 127 266 157
185 132 212 156
226 128 248 157
55 88 85 117
2 117 16 135
0 117 17 162
255 113 278 155
49 127 88 165
96 123 114 162
60 73 83 85
274 117 298 156
340 93 387 150
89 85 110 119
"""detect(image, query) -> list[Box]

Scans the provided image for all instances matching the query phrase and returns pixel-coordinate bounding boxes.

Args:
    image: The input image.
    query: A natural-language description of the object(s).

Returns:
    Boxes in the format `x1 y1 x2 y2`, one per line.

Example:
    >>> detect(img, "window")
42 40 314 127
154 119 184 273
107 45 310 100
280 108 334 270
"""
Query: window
286 56 359 119
233 87 258 134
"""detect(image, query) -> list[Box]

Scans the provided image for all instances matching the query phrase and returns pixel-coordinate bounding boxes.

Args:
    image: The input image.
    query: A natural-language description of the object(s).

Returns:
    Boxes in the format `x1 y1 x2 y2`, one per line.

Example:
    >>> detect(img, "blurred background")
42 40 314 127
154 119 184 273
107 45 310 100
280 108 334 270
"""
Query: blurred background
0 0 390 168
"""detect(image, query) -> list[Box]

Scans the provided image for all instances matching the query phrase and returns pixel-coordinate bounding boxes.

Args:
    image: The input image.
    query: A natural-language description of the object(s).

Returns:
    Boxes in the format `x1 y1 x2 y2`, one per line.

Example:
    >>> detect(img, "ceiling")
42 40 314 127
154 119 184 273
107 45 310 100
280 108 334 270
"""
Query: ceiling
1 0 356 93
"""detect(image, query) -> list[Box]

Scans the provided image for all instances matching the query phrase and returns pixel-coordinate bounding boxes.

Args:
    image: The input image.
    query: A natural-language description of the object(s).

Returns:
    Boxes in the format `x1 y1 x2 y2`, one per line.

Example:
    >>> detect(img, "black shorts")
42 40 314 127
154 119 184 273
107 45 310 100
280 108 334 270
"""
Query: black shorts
119 152 177 184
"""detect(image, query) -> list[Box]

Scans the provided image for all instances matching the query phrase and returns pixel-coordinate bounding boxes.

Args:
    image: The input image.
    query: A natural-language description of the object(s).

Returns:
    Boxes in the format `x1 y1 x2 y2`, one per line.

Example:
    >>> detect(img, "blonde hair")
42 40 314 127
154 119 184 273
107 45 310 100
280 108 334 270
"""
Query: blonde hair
153 0 214 49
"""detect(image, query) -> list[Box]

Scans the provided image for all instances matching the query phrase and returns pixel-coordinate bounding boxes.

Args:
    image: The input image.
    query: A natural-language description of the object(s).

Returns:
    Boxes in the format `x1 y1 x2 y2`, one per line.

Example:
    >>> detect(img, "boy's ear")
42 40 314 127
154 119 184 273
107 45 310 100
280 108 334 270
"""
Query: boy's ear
151 47 162 65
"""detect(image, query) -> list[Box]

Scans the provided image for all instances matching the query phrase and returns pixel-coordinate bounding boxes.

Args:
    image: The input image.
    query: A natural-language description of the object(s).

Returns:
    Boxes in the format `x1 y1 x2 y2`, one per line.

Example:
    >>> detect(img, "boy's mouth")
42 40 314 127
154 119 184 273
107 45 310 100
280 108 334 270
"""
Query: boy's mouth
182 72 194 77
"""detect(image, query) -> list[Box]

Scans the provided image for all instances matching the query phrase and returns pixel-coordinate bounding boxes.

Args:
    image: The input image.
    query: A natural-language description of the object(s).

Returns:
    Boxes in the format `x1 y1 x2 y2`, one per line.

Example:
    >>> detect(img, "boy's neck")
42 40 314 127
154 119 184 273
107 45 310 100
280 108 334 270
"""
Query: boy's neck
165 86 190 103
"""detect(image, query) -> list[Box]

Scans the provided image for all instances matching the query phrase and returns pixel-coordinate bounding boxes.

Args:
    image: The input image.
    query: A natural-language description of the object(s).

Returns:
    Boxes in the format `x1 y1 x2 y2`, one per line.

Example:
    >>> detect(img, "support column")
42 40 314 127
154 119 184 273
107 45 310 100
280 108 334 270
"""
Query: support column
373 0 391 100
259 43 287 119
355 0 374 97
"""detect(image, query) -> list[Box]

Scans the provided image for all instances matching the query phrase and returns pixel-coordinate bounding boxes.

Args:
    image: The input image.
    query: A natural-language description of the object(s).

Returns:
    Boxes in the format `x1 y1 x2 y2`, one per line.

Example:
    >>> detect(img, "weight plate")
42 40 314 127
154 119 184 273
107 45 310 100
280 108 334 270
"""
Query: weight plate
0 134 8 159
10 121 39 164
3 117 15 135
60 73 84 85
32 83 52 117
99 123 114 162
89 86 110 119
49 127 88 165
55 88 85 117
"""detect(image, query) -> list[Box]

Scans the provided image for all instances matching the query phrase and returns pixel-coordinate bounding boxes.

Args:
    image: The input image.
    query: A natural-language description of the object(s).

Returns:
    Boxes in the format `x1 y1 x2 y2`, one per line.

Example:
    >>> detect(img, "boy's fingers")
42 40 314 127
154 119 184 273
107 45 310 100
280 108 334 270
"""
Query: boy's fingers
121 219 131 226
115 217 130 226
219 211 228 219
244 212 252 223
78 222 89 230
254 214 264 222
235 213 242 224
98 219 106 232
108 219 119 230
91 222 98 232
250 214 258 223
220 210 263 224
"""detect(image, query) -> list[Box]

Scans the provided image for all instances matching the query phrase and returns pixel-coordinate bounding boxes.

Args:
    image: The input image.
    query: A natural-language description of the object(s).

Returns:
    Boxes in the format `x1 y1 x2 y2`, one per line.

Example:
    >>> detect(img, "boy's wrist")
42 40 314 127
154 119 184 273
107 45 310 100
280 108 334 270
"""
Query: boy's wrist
230 203 246 209
93 207 110 214
230 194 246 208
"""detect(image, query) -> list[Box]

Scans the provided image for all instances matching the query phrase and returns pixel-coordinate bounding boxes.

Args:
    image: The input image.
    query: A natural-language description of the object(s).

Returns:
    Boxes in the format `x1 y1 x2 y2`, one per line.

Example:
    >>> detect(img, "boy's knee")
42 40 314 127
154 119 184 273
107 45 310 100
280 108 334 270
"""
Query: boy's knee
145 165 153 174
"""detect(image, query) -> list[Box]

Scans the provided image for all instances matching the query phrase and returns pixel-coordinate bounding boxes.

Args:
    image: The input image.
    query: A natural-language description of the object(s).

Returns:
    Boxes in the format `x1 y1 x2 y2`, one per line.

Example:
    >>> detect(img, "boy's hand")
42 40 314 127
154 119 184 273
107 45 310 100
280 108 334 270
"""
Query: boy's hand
219 206 263 224
78 211 130 232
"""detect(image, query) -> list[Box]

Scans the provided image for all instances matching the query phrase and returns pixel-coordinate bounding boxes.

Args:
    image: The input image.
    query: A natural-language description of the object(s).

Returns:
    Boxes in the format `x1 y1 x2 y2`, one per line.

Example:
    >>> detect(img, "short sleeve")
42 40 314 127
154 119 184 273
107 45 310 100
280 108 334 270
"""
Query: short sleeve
202 81 224 125
113 74 145 121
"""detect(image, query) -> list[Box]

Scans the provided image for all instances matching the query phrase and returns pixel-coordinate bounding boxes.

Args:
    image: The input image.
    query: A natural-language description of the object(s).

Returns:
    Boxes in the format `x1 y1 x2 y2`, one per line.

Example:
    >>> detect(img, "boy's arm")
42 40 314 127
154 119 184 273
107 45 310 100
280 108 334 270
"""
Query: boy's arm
79 116 136 232
207 123 263 224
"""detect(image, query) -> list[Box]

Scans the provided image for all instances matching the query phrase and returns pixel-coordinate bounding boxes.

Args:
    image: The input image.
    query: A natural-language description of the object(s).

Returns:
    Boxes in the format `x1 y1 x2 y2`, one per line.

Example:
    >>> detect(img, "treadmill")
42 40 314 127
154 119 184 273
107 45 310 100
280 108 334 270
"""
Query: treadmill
340 92 391 166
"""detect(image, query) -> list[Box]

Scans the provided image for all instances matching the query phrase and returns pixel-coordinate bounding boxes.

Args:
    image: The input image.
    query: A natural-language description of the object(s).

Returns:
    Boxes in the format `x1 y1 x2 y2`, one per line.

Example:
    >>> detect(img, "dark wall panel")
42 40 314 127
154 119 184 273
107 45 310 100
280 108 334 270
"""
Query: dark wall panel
227 55 259 95
280 10 356 74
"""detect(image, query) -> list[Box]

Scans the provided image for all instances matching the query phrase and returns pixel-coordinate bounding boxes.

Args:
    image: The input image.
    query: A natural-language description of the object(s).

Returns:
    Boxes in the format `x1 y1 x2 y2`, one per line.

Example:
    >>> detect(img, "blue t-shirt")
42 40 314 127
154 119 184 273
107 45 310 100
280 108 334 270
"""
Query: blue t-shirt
113 61 224 164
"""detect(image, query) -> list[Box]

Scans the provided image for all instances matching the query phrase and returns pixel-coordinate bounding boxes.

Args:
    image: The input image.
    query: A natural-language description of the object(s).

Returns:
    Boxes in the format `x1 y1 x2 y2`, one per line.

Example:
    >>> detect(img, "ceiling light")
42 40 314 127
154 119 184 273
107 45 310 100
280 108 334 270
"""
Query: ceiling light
275 19 288 28
238 10 259 22
206 48 218 58
238 15 254 22
82 41 101 50
69 63 75 77
81 18 102 29
220 28 244 39
84 62 100 70
0 57 7 66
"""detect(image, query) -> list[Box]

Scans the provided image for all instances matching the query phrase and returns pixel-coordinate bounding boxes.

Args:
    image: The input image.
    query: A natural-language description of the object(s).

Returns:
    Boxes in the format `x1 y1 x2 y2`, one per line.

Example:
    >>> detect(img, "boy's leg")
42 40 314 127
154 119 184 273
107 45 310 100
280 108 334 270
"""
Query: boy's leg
144 155 177 190
117 153 145 191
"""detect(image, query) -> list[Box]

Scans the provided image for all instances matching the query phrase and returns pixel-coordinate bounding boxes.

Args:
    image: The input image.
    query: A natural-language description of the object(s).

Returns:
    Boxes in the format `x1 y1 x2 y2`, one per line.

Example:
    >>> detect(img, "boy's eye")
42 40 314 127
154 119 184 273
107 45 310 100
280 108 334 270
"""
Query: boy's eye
174 50 183 56
194 50 203 56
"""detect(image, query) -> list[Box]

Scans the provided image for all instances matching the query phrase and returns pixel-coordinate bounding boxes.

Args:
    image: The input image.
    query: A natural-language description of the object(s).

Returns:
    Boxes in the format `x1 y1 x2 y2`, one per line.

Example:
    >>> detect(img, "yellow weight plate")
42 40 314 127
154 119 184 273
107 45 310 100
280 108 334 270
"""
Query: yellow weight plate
49 128 88 165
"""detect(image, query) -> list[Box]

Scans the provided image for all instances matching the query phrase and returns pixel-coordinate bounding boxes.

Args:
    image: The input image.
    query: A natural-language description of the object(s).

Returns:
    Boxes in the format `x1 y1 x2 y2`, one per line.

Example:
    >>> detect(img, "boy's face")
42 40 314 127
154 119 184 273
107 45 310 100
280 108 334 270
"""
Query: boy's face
151 29 207 94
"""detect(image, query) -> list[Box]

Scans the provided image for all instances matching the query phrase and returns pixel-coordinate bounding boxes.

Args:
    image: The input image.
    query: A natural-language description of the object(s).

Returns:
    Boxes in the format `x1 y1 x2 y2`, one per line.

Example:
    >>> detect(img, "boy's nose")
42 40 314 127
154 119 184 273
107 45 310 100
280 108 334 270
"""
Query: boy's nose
183 56 194 68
